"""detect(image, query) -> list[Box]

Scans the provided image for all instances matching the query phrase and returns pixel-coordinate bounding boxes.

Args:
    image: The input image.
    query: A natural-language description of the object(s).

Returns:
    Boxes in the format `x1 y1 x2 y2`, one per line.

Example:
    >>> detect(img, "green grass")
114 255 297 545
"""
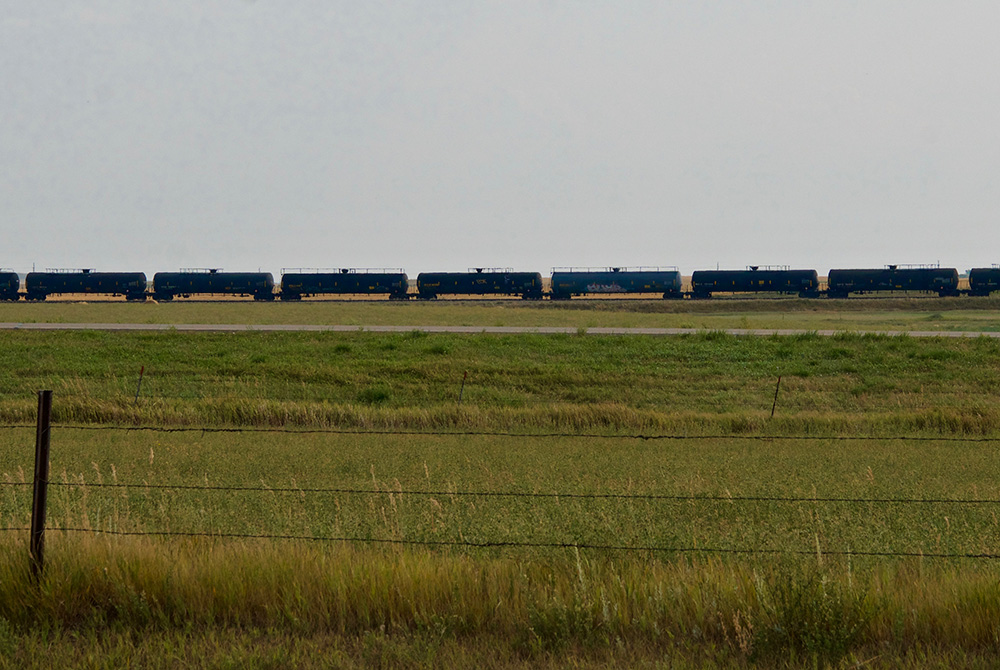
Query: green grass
3 427 1000 665
4 329 1000 666
1 295 1000 331
3 430 999 560
0 330 999 435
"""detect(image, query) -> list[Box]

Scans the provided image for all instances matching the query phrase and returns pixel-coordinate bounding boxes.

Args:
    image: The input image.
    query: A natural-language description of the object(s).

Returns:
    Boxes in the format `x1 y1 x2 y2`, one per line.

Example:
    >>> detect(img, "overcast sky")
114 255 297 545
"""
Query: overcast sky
3 2 999 276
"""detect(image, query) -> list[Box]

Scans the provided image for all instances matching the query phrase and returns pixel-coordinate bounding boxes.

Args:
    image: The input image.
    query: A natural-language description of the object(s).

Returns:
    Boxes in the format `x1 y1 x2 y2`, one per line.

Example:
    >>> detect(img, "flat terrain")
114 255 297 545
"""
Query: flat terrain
0 329 996 433
1 294 1000 332
3 326 1000 667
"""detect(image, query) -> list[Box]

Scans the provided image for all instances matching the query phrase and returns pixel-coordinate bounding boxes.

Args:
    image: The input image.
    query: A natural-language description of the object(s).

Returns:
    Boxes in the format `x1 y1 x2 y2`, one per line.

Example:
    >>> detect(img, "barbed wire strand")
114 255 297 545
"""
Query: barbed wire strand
33 526 1000 560
0 422 996 443
40 480 1000 506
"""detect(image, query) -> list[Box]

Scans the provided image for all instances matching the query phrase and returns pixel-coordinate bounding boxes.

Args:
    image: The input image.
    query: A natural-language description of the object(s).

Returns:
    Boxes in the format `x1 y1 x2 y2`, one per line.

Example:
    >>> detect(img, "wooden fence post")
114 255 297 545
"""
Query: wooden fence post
30 390 52 582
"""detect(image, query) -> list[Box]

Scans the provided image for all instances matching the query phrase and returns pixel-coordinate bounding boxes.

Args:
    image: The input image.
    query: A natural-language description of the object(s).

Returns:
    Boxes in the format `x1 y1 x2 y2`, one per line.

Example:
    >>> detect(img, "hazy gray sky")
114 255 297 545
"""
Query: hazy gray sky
3 2 999 275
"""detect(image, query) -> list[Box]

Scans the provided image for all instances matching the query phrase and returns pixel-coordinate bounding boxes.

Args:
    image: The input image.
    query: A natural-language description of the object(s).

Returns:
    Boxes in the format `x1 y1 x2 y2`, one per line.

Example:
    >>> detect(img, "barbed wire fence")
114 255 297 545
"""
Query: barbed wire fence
1 422 999 443
10 390 1000 580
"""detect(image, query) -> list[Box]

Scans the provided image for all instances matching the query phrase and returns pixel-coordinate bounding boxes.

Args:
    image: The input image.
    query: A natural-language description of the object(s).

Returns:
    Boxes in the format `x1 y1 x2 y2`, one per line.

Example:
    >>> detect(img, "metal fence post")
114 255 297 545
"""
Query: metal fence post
770 376 782 418
134 365 145 403
30 390 52 582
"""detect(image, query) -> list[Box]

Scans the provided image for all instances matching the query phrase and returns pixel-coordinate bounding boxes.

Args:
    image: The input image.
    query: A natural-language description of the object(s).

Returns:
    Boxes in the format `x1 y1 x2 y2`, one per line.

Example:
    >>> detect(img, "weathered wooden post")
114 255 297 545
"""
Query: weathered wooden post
30 390 52 581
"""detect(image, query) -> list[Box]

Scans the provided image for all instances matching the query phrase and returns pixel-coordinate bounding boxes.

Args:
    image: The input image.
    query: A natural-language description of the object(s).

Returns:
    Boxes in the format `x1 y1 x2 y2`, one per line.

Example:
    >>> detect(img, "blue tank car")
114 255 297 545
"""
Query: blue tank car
153 269 275 301
25 269 147 301
550 267 682 299
691 267 820 298
0 272 19 301
969 267 1000 296
280 268 409 300
417 268 543 300
826 265 960 298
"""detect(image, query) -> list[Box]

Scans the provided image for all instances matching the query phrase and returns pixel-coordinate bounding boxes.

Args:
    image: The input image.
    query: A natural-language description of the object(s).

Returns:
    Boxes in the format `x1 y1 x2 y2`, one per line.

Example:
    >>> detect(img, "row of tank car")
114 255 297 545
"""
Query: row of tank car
0 265 999 302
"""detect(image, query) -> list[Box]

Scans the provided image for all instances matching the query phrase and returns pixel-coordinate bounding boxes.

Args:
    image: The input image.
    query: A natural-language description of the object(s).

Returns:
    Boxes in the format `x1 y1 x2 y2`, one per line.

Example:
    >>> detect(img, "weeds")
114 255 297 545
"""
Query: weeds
753 566 876 664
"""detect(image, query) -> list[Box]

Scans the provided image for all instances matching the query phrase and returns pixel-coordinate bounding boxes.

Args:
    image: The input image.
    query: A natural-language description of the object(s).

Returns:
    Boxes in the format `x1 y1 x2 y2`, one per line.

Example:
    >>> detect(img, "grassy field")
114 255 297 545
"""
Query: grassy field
0 329 997 433
2 294 1000 332
3 329 1000 666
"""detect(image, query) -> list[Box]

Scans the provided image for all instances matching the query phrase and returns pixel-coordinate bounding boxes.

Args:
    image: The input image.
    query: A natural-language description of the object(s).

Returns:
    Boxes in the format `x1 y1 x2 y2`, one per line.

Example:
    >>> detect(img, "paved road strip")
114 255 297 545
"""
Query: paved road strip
0 323 998 337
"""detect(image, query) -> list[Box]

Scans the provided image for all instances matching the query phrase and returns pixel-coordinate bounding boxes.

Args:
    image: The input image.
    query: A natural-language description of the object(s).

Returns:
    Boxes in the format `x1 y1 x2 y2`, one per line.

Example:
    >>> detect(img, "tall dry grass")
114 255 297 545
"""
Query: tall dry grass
3 536 1000 666
0 396 997 437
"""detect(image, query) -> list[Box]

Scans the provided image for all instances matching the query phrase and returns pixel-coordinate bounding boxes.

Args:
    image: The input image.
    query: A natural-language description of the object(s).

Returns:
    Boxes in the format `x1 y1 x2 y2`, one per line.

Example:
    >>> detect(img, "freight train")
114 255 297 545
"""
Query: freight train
1 264 998 301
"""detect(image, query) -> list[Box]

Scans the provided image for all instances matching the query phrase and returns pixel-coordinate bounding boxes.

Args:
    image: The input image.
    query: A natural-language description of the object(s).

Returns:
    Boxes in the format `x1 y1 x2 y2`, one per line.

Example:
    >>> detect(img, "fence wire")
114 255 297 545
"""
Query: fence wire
37 480 1000 506
6 419 1000 561
0 422 997 443
2 526 992 560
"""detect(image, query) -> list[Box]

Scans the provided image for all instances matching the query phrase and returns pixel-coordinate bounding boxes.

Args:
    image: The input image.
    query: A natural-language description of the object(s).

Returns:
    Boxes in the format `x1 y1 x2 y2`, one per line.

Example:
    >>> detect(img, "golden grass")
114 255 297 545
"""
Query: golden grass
3 536 1000 667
